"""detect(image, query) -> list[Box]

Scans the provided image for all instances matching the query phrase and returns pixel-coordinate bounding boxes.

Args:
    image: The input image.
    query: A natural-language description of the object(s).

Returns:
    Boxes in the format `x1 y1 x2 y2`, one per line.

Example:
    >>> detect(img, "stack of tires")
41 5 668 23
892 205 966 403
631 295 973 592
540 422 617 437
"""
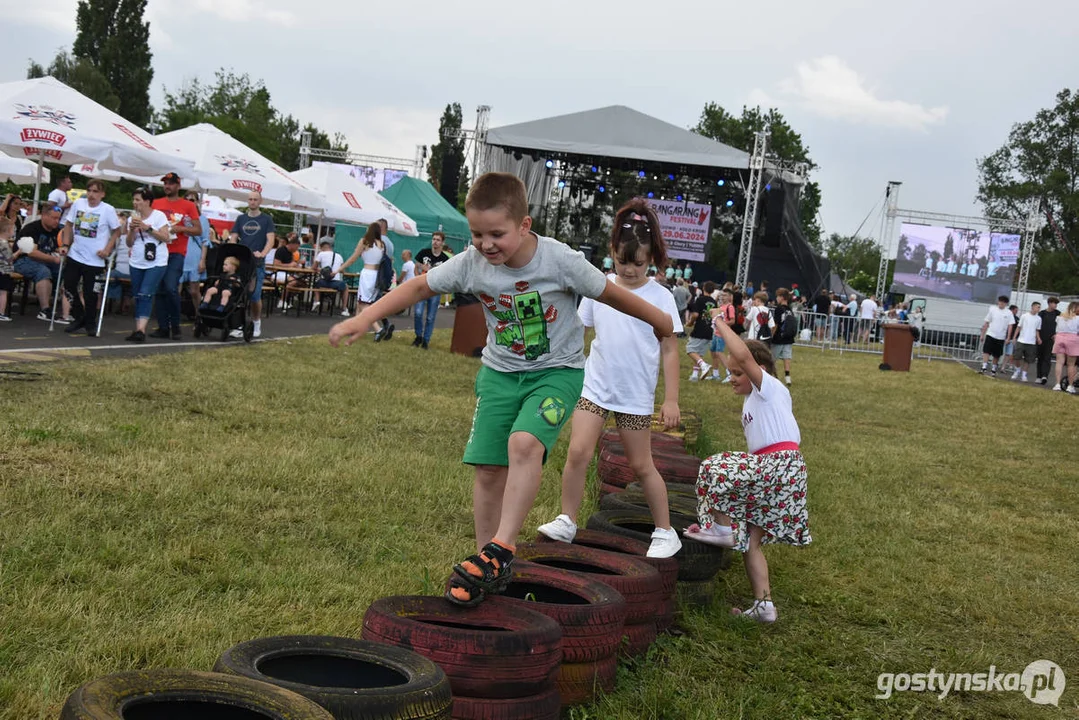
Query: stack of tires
362 595 563 720
500 561 627 707
516 542 662 659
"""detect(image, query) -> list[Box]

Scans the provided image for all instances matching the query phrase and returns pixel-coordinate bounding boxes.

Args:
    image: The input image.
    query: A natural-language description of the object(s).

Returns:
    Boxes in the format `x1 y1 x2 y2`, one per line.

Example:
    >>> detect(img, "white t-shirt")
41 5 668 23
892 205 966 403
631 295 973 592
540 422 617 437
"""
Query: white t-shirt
127 210 170 270
47 188 68 209
317 249 344 281
63 198 120 268
984 305 1015 340
1016 313 1042 344
1057 316 1079 335
860 298 878 319
742 371 801 453
400 260 415 284
579 277 683 415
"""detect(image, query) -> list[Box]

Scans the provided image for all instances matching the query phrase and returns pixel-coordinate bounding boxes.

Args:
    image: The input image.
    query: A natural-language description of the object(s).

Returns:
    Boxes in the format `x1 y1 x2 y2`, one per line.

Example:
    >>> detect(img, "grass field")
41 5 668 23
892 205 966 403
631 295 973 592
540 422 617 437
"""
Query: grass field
1 333 1076 719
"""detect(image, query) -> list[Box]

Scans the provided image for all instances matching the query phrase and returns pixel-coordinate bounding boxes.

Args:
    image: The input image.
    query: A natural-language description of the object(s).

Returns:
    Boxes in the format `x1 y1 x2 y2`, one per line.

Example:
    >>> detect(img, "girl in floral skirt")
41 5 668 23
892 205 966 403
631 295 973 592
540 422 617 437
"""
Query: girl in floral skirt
683 314 811 623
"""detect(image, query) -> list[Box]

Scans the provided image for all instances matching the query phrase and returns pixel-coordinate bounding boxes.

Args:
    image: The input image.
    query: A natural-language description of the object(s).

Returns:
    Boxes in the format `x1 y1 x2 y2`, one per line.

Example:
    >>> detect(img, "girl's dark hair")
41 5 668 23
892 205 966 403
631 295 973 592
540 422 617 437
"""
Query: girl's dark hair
132 186 154 202
360 223 382 251
745 339 777 377
610 198 667 270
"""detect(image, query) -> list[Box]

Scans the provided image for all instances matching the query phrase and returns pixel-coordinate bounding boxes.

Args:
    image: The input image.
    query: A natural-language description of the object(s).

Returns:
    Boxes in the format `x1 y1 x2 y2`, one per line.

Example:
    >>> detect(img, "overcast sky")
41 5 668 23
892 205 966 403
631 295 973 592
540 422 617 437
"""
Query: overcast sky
5 0 1078 239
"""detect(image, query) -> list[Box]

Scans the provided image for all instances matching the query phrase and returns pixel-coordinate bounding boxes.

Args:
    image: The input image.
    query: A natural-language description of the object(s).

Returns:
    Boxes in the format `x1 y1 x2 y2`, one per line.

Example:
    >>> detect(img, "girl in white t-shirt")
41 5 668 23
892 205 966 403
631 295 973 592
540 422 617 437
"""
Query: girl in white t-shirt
683 318 811 623
538 199 684 559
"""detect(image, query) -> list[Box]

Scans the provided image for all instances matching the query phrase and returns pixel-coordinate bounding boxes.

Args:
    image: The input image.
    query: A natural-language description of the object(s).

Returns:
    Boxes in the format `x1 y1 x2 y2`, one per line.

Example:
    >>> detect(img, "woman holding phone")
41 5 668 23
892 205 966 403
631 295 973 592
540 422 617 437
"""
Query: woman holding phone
124 187 171 342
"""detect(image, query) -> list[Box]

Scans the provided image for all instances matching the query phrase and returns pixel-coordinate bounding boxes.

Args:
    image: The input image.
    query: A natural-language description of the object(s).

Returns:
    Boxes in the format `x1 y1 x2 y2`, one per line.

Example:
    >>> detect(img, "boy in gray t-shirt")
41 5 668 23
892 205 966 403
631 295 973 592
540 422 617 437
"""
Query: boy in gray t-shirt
329 172 674 607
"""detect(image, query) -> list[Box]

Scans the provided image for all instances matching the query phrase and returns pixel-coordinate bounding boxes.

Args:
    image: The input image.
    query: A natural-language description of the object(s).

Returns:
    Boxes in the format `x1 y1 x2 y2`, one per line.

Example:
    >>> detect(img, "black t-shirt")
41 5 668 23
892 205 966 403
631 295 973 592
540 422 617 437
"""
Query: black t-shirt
273 246 294 265
813 293 831 315
1039 308 1060 337
20 219 60 255
690 295 717 339
414 248 450 272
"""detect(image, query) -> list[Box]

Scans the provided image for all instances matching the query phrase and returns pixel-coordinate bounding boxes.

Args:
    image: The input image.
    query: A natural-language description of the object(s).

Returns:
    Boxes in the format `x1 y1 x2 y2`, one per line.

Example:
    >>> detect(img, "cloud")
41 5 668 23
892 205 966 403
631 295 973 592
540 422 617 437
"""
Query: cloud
754 56 948 131
285 103 437 166
191 0 296 26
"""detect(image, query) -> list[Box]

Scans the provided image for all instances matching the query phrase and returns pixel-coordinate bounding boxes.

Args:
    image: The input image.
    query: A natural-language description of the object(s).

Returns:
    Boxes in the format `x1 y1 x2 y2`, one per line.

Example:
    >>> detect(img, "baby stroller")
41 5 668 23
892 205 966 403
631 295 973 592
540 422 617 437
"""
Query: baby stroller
192 244 256 342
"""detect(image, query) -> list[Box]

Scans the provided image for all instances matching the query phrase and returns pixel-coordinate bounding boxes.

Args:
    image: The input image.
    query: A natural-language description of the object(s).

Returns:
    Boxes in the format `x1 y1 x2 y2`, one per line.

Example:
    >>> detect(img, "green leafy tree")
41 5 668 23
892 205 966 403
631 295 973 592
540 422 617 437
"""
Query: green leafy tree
823 233 884 288
977 88 1079 294
427 103 470 210
694 103 823 249
27 51 119 112
72 0 154 126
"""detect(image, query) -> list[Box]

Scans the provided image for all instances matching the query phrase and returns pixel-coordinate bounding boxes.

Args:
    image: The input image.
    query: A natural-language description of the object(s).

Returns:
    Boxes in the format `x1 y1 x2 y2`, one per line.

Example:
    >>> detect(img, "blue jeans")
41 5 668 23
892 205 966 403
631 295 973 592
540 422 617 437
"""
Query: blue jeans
155 253 185 330
414 295 439 343
130 265 168 320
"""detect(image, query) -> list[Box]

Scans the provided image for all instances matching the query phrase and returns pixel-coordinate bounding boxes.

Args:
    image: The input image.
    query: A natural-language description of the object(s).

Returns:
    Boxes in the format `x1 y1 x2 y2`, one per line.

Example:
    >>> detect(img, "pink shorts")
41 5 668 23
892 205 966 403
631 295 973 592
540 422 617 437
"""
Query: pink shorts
1052 333 1079 356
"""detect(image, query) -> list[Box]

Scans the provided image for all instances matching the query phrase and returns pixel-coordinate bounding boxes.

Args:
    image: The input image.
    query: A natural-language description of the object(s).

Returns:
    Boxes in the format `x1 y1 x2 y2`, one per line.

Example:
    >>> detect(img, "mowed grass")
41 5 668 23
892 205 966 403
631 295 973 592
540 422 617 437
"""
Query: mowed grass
0 333 1077 719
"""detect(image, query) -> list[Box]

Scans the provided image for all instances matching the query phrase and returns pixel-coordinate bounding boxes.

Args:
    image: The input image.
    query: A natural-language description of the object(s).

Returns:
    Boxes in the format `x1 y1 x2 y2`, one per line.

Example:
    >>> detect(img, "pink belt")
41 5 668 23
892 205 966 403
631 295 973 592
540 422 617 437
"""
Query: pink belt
753 442 800 455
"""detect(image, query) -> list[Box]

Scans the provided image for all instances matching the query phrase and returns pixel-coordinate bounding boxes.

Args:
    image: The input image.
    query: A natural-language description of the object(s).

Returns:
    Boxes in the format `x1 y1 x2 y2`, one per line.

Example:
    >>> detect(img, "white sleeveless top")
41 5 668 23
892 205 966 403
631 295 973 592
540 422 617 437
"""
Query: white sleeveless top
361 244 384 266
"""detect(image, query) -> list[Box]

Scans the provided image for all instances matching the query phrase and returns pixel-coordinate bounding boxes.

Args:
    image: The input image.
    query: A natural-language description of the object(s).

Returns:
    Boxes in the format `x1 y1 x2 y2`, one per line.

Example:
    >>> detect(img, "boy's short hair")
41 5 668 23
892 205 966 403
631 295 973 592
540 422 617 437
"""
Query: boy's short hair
753 291 768 303
223 256 240 271
401 249 412 261
86 179 106 193
1048 296 1059 304
432 230 445 241
998 295 1010 303
776 287 791 301
465 172 528 223
702 281 716 294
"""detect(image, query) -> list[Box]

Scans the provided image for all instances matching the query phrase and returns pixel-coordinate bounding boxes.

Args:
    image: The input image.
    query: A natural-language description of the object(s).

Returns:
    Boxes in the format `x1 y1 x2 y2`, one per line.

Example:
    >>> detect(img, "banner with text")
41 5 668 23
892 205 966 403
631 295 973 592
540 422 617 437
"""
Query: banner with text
646 199 711 262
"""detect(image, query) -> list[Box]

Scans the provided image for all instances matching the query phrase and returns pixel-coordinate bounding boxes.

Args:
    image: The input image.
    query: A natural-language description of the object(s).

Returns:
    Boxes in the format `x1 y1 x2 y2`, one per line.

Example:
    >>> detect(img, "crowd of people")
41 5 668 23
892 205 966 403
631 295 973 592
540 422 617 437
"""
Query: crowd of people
978 296 1078 392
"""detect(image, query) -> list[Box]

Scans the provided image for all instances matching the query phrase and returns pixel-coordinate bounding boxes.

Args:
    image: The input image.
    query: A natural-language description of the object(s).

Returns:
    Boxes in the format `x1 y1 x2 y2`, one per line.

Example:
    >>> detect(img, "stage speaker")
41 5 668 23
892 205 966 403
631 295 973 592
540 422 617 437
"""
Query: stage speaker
762 186 786 248
439 152 462 207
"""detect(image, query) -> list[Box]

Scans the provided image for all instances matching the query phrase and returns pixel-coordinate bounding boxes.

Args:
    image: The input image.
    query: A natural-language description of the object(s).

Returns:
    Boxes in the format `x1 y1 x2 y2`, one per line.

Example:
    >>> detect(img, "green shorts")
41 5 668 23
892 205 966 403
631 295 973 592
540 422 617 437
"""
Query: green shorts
464 366 584 466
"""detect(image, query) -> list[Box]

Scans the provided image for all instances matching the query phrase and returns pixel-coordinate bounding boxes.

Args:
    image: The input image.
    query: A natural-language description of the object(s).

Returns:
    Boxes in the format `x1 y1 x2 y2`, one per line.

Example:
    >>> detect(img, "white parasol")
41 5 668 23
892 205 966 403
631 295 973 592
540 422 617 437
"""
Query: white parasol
280 164 419 236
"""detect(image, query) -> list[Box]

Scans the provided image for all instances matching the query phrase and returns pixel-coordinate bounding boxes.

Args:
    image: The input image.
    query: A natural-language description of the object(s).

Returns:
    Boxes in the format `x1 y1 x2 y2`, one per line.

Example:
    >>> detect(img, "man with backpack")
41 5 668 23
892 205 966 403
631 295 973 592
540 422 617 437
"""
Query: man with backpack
746 291 772 342
771 287 797 386
315 239 348 315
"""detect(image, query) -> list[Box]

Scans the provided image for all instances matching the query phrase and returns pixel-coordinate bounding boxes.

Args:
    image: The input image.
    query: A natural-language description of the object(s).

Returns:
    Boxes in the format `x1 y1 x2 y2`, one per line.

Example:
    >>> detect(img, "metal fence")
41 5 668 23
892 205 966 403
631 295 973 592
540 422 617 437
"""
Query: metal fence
786 310 981 363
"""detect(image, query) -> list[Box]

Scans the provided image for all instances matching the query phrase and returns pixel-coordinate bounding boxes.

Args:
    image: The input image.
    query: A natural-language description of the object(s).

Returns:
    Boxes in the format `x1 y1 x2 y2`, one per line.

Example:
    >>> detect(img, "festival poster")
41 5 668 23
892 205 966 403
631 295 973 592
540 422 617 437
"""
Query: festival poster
646 199 712 262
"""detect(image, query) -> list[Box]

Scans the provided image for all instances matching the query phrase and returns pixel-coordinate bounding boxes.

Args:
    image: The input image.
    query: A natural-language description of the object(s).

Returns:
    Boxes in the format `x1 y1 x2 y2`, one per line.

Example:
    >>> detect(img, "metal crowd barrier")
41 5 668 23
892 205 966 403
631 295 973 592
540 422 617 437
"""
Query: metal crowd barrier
787 310 981 363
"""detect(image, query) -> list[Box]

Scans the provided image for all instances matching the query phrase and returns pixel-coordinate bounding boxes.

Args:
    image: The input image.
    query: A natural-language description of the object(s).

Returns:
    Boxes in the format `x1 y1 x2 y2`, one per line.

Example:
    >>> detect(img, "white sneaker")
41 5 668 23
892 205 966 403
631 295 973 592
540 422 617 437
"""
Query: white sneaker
340 308 350 317
1021 372 1028 382
703 373 718 381
1068 386 1078 395
697 361 712 377
252 321 262 338
721 373 732 384
1011 369 1021 380
229 328 244 338
537 514 577 543
735 600 778 623
689 371 700 382
647 527 682 558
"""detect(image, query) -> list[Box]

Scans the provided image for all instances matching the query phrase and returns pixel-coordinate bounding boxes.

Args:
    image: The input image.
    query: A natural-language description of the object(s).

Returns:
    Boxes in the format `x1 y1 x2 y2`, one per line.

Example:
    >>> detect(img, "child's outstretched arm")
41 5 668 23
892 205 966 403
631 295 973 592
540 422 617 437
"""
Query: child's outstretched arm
659 335 681 429
597 280 674 340
714 319 764 390
328 276 438 347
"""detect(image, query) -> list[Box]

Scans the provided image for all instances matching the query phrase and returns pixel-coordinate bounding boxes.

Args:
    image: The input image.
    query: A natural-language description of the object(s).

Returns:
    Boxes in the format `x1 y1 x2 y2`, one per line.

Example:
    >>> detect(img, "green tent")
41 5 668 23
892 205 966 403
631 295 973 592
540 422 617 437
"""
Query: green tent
334 177 470 272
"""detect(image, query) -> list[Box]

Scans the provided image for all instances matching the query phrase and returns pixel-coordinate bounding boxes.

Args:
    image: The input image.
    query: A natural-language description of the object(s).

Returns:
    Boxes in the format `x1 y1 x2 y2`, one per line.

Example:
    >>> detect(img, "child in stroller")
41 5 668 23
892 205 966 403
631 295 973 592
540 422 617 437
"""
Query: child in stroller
193 244 256 342
199 256 243 312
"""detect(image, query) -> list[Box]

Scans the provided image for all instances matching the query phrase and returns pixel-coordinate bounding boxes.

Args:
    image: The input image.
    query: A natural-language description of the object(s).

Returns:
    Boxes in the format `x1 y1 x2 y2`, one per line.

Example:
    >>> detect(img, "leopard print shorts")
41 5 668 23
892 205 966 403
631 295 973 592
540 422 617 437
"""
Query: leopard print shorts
575 397 652 431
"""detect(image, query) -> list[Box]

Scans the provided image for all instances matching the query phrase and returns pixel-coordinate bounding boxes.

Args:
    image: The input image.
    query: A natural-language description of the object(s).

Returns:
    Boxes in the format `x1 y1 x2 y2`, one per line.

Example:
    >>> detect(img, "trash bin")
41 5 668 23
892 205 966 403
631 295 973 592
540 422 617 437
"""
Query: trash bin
882 323 915 371
450 297 487 358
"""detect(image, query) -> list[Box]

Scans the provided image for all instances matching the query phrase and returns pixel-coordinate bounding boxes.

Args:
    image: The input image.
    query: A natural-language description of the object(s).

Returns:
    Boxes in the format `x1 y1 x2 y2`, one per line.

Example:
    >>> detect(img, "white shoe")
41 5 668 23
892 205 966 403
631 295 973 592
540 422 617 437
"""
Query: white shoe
689 371 700 382
1068 386 1078 395
734 599 777 623
721 373 732 384
703 373 718 381
647 527 682 558
340 308 350 317
229 328 244 338
1011 369 1021 380
1021 372 1028 382
697 362 712 377
537 514 577 543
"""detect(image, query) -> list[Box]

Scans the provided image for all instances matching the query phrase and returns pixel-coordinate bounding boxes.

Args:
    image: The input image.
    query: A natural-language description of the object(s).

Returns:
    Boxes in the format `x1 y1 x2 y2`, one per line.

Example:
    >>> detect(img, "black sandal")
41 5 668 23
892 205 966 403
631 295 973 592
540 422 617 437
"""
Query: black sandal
445 542 515 607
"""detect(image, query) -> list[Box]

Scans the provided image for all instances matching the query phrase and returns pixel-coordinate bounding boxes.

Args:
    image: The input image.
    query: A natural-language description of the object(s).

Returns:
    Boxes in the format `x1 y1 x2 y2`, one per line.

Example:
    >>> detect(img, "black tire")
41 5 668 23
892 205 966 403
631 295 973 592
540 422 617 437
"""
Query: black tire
243 321 255 343
361 595 561 700
60 668 333 720
212 635 452 720
585 509 730 582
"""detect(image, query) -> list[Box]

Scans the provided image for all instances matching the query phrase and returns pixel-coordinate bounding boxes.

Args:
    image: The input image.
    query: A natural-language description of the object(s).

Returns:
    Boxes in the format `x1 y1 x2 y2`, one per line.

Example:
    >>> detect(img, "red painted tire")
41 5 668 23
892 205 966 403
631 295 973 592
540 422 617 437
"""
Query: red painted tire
585 509 730 582
599 482 625 496
598 429 684 453
655 595 676 633
451 687 561 720
515 543 663 629
622 618 658 658
535 529 677 599
597 443 702 486
499 560 627 664
650 450 702 484
596 445 635 488
556 655 618 707
361 596 561 700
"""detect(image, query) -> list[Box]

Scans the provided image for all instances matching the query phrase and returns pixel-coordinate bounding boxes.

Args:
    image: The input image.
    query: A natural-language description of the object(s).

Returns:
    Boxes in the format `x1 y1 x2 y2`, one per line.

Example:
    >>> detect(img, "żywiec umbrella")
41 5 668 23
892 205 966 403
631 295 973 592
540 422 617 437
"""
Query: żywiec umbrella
73 123 323 212
284 164 418 236
0 150 50 184
0 76 191 210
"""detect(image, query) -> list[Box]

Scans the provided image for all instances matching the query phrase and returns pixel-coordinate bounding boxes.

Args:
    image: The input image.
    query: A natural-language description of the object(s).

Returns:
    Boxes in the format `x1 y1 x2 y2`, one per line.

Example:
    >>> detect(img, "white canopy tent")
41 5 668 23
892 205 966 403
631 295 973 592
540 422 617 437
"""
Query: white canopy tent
0 76 192 210
0 151 50 184
71 123 323 211
199 195 241 224
272 164 419 236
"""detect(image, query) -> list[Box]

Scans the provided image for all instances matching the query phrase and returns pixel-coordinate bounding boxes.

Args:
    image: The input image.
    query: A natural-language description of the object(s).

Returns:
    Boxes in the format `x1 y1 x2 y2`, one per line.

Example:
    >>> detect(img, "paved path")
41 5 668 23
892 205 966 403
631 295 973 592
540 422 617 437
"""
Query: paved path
0 305 458 364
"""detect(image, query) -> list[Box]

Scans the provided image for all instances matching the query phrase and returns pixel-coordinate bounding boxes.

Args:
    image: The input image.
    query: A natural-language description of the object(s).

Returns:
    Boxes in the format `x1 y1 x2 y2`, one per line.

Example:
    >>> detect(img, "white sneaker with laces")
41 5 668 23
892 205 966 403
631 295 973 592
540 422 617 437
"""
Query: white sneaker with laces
340 308 350 317
537 514 577 543
252 321 262 338
735 599 778 623
698 361 712 377
1068 386 1078 395
721 373 732 384
647 527 682 558
689 371 700 382
1011 368 1021 380
229 328 244 338
1021 372 1028 382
